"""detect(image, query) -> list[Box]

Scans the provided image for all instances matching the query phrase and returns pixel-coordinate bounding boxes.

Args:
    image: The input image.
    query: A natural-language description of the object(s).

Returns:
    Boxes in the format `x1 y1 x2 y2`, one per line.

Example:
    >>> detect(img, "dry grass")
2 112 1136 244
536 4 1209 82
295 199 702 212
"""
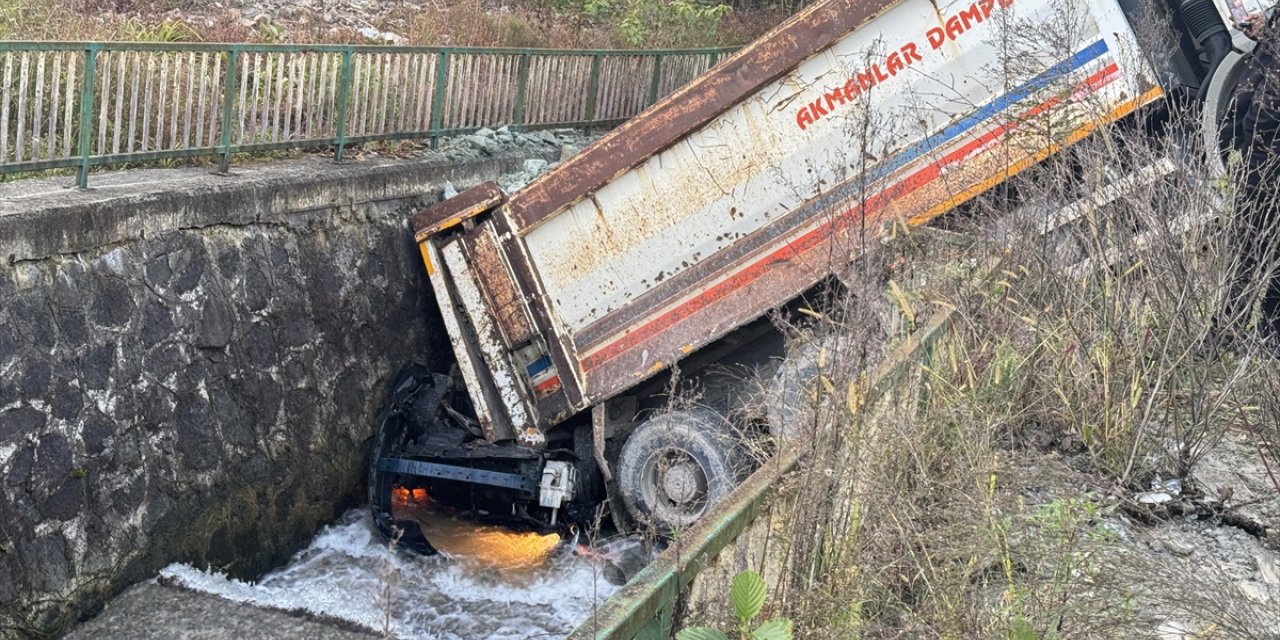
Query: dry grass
0 0 780 48
676 10 1280 637
695 113 1280 637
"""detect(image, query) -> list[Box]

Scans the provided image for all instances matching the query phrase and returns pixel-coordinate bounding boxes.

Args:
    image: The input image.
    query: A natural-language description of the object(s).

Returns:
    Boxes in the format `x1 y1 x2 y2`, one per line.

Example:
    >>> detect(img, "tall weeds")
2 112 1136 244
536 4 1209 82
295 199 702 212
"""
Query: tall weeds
686 9 1280 637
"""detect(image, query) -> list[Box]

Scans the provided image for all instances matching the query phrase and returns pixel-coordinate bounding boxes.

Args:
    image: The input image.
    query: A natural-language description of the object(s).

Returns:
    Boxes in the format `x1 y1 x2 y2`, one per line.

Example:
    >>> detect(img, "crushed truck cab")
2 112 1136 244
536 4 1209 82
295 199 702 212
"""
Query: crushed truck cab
372 0 1274 541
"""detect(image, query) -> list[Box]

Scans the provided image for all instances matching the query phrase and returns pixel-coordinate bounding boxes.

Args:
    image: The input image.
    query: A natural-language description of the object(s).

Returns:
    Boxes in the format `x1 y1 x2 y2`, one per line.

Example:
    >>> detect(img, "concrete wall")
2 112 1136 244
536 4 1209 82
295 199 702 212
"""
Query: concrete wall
0 148 555 638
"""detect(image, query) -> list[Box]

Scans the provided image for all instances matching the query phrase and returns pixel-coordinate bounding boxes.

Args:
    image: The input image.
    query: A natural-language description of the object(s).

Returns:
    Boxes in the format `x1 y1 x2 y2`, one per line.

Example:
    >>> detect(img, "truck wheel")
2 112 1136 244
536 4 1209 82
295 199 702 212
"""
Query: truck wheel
367 365 450 555
617 409 747 532
767 334 870 446
1203 49 1250 180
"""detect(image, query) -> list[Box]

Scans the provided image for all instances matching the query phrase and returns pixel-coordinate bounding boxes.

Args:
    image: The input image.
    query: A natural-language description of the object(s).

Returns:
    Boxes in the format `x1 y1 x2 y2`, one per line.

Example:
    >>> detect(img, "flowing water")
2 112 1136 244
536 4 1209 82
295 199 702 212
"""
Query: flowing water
160 505 620 639
156 158 629 639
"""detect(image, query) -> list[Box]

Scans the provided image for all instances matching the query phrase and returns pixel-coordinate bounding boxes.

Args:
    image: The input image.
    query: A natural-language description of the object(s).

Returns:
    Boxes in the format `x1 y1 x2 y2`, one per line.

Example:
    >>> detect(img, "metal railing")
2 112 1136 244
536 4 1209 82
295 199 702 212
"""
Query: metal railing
566 304 958 639
0 42 734 187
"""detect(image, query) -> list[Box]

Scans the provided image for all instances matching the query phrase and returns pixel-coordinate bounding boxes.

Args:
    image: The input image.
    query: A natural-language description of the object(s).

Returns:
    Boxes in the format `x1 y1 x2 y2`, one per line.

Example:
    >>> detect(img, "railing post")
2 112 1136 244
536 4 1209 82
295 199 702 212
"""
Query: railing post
647 53 662 107
334 48 353 163
513 52 531 129
217 46 239 174
428 50 450 150
584 53 602 133
75 45 98 189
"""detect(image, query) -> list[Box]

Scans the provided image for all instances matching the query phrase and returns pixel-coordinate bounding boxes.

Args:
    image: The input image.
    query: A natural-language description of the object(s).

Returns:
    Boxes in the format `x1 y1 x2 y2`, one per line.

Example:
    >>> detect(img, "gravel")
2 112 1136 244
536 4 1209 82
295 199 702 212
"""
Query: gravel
435 126 597 194
177 0 429 39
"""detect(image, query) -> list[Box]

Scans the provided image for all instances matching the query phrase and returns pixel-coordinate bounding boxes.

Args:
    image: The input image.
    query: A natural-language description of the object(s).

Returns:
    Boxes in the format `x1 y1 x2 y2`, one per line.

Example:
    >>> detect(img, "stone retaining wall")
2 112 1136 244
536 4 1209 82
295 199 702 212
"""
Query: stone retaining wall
0 148 555 638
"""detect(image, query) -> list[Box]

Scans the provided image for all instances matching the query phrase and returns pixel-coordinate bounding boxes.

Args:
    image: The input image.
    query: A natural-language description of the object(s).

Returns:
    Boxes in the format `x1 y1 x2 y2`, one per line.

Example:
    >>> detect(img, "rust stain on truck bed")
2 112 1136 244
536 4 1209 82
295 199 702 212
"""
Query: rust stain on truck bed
464 223 538 349
505 0 904 232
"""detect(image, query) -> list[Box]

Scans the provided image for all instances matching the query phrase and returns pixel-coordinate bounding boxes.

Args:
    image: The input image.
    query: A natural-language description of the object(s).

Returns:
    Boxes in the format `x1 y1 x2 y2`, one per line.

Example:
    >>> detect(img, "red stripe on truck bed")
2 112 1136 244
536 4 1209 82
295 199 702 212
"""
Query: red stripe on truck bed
579 61 1120 373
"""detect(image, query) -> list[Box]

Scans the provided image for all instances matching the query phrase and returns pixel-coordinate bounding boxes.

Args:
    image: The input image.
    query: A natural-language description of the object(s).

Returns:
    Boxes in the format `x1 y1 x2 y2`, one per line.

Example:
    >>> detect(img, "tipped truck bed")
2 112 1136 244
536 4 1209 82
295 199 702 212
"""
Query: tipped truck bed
412 0 1165 440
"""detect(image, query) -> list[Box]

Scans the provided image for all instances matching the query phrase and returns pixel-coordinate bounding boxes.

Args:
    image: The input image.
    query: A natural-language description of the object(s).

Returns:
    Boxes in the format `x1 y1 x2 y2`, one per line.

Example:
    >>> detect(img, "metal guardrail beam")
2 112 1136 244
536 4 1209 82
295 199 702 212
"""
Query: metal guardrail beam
567 302 963 640
0 42 735 186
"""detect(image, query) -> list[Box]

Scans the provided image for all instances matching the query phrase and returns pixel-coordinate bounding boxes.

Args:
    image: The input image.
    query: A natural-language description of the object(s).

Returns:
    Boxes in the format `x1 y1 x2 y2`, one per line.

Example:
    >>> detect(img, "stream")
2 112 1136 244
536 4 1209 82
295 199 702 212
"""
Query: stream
158 505 619 639
153 150 624 640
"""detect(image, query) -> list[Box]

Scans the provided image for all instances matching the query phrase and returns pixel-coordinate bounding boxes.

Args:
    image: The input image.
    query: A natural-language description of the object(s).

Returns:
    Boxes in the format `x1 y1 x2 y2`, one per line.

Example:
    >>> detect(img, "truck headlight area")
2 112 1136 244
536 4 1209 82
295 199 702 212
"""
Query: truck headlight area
368 366 599 552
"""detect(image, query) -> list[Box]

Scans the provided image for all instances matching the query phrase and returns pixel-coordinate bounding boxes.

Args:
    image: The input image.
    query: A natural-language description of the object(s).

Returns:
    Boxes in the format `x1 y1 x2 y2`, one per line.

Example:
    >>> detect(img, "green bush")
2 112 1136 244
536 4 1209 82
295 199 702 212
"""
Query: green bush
678 570 793 640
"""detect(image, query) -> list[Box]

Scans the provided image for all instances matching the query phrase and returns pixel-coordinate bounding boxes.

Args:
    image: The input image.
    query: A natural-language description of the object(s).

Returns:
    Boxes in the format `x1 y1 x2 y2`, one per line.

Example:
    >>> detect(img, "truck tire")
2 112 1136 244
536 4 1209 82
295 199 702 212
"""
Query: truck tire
367 365 449 555
617 409 748 533
767 334 872 446
1203 49 1251 180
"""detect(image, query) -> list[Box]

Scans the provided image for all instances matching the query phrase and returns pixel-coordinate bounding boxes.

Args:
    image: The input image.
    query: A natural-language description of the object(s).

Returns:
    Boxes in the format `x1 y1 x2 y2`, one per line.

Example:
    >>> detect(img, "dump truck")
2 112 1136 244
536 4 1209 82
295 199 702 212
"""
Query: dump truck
369 0 1274 547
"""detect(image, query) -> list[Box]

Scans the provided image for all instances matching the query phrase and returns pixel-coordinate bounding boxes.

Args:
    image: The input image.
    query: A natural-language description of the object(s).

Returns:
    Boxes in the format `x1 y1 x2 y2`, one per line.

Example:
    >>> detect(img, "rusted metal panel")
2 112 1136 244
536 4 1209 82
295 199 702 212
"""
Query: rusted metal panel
410 181 506 240
442 238 535 440
506 0 905 231
422 239 506 439
462 222 537 349
488 207 587 415
576 213 843 401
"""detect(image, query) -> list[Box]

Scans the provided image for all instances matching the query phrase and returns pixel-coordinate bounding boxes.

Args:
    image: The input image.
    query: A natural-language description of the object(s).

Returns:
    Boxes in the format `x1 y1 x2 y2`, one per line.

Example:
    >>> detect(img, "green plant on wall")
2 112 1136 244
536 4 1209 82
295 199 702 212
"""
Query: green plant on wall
119 17 202 42
677 570 793 640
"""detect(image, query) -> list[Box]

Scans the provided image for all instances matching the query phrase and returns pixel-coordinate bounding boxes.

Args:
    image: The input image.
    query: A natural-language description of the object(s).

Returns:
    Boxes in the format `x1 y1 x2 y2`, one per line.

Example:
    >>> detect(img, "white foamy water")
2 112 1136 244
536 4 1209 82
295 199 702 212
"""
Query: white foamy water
160 508 619 639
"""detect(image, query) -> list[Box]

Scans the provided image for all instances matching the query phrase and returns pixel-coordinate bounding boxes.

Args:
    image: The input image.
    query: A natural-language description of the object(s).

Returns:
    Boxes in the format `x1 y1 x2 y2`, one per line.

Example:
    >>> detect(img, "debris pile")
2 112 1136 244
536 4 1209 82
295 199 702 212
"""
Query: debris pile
437 126 595 193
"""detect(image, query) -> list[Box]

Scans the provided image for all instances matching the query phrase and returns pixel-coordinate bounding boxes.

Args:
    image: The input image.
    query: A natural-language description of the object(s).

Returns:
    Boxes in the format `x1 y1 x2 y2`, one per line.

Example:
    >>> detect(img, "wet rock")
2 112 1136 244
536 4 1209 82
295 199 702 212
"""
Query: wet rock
168 242 208 296
141 300 176 347
90 277 136 329
82 412 115 456
23 534 72 593
41 477 86 522
195 293 235 348
5 445 35 489
1159 536 1196 557
1257 550 1280 585
0 325 18 366
1238 580 1272 604
0 405 46 441
579 536 655 586
34 433 75 491
15 358 52 398
62 581 381 640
